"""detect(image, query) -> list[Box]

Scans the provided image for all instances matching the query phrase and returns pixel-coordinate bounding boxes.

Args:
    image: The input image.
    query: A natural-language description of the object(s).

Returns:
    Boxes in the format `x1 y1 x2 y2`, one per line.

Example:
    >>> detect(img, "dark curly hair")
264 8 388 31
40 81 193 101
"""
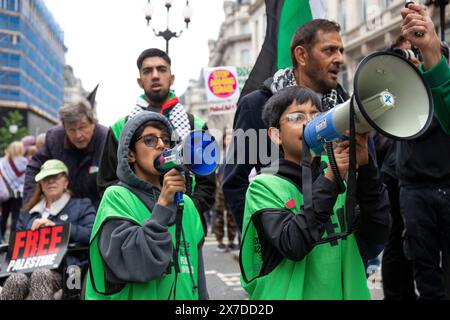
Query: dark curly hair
137 48 171 70
262 86 321 128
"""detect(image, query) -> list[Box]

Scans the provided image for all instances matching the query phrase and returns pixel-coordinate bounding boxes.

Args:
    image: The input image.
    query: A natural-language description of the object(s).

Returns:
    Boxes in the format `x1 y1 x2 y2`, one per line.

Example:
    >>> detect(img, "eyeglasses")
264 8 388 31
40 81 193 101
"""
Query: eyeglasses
42 173 66 183
136 134 171 149
282 111 320 126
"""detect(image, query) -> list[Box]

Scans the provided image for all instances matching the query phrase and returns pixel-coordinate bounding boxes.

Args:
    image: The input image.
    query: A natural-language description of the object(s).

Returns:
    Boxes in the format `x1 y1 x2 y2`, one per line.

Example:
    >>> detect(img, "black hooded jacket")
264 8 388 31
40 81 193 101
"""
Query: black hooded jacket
222 78 352 231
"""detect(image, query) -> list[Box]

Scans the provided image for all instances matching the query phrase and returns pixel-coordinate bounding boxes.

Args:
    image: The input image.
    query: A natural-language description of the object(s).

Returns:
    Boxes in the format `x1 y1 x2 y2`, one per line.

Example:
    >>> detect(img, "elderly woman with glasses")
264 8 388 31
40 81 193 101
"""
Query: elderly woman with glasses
0 160 95 300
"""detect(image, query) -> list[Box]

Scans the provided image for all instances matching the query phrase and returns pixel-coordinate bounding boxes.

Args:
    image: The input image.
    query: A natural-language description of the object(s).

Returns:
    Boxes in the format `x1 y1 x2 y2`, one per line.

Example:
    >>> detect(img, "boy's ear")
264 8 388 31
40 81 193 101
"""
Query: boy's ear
128 150 136 164
268 127 282 146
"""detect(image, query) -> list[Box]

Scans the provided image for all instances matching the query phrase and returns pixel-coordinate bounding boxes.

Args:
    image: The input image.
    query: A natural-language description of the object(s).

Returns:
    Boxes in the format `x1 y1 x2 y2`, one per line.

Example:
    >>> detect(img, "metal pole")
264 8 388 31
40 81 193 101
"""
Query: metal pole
440 2 446 41
166 5 170 54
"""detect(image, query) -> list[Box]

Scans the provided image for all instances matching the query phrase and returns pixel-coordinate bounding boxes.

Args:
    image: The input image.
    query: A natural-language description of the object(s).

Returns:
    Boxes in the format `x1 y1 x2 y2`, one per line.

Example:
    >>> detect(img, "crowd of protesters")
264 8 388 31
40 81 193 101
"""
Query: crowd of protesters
0 2 449 300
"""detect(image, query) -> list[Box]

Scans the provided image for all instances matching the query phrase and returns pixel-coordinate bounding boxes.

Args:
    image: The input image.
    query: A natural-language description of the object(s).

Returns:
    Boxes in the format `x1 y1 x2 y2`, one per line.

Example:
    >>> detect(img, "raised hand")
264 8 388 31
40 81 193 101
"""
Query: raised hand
401 3 441 70
157 169 186 208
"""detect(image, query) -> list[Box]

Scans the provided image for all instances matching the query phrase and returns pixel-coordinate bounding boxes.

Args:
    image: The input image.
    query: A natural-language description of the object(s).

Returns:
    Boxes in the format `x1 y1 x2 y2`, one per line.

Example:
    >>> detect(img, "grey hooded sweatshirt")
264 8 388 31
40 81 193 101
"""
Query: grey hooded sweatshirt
96 111 208 299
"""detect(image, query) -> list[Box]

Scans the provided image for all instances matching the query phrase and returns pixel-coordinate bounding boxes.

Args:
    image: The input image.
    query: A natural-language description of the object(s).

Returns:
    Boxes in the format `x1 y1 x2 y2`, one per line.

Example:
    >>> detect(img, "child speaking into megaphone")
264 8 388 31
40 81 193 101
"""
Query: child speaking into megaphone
86 111 207 300
239 86 390 300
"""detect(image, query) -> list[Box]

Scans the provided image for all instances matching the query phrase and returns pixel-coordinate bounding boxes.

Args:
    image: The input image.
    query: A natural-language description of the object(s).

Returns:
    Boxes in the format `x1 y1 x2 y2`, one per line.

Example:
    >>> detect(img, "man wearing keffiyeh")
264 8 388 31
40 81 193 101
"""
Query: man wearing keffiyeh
223 19 389 270
97 48 215 235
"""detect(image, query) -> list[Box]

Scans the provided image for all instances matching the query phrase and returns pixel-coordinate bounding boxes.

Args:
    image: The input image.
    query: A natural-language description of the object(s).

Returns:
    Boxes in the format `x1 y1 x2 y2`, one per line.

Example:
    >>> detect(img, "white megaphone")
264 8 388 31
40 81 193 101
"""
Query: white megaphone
304 51 434 154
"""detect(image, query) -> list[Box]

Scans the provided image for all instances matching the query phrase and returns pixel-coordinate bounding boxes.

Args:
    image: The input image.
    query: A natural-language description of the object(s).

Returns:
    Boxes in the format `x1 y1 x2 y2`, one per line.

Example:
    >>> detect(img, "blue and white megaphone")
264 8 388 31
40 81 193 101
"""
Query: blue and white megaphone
154 130 220 206
304 51 434 154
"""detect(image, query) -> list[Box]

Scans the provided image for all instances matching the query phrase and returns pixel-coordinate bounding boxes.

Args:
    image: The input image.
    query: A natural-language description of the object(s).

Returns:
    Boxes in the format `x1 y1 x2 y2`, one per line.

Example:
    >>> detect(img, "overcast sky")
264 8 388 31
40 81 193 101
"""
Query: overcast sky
43 0 225 126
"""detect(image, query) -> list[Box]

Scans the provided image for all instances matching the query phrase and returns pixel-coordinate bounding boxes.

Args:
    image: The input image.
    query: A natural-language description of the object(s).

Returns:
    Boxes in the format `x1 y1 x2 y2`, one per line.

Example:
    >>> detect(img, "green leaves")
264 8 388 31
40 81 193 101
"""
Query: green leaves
0 110 28 153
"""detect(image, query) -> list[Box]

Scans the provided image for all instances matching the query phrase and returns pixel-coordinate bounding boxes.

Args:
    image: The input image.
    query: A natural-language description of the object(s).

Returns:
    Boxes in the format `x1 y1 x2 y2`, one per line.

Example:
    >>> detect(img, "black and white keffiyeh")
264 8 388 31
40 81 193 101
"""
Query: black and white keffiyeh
321 89 339 111
167 104 190 139
270 67 298 94
128 95 191 141
270 68 343 111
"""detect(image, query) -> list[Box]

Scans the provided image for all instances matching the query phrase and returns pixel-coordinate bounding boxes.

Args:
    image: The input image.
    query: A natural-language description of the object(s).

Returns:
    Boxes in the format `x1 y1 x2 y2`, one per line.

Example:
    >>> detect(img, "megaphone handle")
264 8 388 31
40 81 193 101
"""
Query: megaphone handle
174 192 184 207
325 141 346 194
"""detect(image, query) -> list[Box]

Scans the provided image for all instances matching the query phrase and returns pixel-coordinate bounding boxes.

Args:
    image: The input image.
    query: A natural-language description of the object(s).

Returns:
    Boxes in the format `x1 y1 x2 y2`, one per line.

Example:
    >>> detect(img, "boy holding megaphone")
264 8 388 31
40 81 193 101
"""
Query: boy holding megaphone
85 111 207 300
239 86 390 300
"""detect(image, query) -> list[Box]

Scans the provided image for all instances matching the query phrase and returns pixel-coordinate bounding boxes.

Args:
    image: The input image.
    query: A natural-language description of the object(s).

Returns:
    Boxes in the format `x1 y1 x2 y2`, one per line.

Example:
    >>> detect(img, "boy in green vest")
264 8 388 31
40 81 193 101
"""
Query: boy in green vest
85 111 207 300
240 86 390 299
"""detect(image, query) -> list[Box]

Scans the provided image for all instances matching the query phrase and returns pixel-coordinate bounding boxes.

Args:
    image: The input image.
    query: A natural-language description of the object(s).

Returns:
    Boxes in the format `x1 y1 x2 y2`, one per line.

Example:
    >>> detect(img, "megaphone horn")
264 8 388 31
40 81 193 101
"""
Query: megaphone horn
304 51 434 154
154 130 220 206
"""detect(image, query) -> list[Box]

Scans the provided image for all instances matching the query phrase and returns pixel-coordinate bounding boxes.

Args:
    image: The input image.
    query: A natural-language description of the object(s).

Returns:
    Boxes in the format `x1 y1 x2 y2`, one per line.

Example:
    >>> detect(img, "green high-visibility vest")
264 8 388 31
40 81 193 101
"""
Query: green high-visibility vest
85 186 203 300
240 162 371 300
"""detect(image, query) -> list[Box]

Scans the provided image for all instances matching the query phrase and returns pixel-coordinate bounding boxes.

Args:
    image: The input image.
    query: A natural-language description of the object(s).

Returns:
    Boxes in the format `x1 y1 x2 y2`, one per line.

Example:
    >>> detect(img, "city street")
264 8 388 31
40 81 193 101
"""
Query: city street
3 0 443 302
203 232 247 300
203 230 384 300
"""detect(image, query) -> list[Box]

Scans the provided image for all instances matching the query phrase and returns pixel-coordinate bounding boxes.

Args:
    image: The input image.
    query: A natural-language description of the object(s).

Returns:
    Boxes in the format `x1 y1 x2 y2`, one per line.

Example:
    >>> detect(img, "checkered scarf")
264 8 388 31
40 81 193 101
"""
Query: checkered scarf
270 67 341 111
128 92 191 140
270 68 297 94
321 89 339 111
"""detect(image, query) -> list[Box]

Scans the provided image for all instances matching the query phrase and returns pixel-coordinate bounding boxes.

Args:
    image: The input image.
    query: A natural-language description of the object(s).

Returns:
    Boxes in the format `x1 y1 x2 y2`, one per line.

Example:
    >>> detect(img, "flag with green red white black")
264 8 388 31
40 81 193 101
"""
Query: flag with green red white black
239 0 326 100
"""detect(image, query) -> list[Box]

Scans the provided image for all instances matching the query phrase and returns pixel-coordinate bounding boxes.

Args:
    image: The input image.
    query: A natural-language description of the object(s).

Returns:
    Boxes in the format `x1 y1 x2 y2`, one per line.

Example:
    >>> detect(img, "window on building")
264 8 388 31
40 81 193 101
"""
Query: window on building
2 0 18 11
339 0 347 32
255 20 259 50
241 49 250 67
262 13 267 37
361 0 367 23
381 0 394 10
339 65 349 92
240 21 250 35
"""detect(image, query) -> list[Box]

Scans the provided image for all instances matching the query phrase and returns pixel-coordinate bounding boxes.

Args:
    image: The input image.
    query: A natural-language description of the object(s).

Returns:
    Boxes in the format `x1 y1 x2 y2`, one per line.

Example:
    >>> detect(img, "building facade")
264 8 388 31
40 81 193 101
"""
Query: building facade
0 0 65 134
182 0 265 144
327 0 450 91
64 65 89 105
182 0 449 142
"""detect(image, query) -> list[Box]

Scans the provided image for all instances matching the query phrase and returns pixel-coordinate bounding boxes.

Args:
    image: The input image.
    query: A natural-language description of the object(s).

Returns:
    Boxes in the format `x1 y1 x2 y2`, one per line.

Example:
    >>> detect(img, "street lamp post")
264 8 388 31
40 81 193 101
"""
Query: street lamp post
436 0 449 41
143 0 194 55
9 125 18 135
425 0 449 41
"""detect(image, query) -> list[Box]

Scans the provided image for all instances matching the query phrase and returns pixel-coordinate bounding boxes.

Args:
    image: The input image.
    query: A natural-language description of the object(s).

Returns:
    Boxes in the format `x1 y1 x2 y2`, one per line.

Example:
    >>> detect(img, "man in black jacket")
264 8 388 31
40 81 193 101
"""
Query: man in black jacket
223 19 388 266
224 20 374 225
97 48 215 234
391 3 450 299
23 99 108 210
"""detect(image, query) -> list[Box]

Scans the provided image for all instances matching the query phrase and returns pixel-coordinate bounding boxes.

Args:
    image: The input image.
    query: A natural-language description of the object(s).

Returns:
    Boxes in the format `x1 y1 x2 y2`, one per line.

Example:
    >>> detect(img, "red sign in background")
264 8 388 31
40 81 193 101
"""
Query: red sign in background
0 224 70 277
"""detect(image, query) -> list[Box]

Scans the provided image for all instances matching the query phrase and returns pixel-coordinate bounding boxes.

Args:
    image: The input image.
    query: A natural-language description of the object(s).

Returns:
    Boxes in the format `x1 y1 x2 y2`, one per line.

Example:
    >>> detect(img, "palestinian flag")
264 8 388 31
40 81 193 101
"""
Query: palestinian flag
239 0 326 100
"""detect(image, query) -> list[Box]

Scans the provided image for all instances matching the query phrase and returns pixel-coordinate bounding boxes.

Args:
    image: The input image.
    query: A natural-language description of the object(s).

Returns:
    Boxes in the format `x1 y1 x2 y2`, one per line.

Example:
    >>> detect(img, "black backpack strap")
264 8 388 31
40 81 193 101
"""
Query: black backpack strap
301 128 321 241
345 98 358 235
187 113 195 130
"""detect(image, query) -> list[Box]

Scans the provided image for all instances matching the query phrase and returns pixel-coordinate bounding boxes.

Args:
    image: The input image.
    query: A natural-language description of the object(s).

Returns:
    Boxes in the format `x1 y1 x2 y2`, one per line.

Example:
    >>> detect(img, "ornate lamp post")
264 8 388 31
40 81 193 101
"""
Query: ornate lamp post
9 124 18 135
436 0 449 41
425 0 449 41
143 0 194 55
